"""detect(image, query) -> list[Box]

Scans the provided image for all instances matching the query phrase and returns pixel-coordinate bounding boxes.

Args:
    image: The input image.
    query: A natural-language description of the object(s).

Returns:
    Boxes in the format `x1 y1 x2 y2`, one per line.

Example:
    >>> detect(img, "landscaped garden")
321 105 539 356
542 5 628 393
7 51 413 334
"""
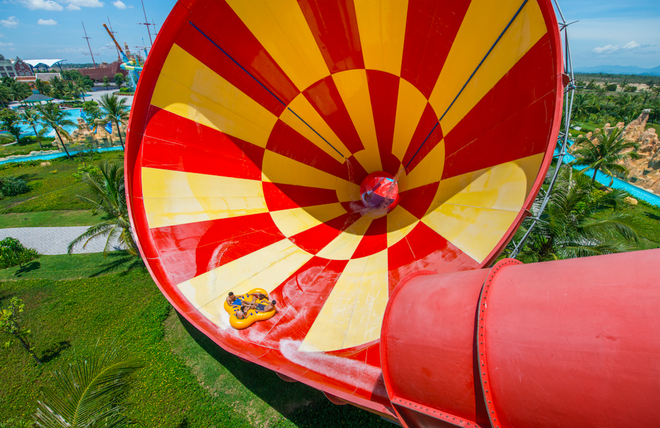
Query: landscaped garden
1 74 660 425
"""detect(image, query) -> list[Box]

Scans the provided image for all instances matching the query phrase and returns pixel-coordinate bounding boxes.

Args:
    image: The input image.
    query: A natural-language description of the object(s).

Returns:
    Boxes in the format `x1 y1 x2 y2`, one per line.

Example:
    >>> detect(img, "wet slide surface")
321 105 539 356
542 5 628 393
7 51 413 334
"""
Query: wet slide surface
125 0 562 414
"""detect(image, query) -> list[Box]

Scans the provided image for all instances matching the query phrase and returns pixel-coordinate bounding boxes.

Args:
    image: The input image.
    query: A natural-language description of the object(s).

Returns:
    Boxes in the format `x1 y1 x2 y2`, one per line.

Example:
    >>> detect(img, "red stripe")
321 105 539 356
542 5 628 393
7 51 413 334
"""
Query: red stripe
406 222 479 272
387 237 419 294
266 120 367 182
402 103 443 173
398 182 439 220
401 0 470 98
352 216 387 259
151 213 285 284
172 23 287 117
187 1 299 105
289 213 361 255
442 34 556 179
263 182 339 211
141 108 264 179
298 0 364 73
258 258 348 342
367 70 401 175
303 76 364 154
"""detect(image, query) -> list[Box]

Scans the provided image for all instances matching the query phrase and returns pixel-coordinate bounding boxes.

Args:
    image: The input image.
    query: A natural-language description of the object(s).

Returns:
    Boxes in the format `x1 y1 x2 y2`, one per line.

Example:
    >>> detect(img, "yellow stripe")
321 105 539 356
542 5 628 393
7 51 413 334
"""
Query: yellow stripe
421 159 530 263
332 69 382 173
142 167 267 229
299 250 388 352
226 0 329 91
316 215 373 260
422 205 518 263
386 205 419 247
392 78 429 162
178 239 312 310
270 203 347 238
354 0 408 75
279 94 350 164
399 138 445 191
261 150 359 202
429 0 546 135
151 44 277 148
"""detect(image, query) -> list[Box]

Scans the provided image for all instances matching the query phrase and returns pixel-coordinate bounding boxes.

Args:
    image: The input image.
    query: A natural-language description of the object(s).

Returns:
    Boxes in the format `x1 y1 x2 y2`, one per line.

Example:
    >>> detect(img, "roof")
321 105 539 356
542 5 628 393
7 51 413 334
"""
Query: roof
22 94 53 102
23 59 65 67
77 61 127 81
35 73 61 82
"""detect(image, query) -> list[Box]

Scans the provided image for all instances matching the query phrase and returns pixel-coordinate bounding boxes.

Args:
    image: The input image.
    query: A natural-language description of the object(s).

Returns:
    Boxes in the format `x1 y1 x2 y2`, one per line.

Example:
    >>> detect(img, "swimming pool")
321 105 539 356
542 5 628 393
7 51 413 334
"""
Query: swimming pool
18 108 86 138
0 146 124 165
558 147 660 207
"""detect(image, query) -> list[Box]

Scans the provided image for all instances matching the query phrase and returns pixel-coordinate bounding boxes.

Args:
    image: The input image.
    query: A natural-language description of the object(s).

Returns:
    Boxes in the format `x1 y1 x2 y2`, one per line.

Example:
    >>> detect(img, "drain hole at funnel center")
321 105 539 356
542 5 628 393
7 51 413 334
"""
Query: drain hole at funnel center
360 171 400 212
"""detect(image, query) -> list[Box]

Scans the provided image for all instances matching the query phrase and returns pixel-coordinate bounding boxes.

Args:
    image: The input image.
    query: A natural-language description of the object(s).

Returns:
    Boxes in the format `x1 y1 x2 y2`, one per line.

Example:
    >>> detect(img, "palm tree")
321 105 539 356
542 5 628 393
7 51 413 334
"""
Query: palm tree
19 108 44 148
34 79 49 95
67 161 138 257
571 93 589 121
98 94 129 150
571 126 639 185
510 166 652 262
37 103 75 158
33 342 141 427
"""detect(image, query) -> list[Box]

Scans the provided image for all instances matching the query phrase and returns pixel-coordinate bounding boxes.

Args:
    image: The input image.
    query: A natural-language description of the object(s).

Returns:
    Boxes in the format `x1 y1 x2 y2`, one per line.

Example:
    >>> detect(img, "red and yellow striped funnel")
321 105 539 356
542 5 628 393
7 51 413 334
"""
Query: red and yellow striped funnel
126 0 563 417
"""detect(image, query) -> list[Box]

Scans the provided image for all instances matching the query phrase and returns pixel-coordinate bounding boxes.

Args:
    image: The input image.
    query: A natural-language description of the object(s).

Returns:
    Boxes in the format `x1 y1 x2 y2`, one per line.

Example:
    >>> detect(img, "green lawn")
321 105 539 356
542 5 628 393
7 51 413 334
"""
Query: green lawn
0 210 100 228
0 259 389 427
0 140 54 158
0 152 124 213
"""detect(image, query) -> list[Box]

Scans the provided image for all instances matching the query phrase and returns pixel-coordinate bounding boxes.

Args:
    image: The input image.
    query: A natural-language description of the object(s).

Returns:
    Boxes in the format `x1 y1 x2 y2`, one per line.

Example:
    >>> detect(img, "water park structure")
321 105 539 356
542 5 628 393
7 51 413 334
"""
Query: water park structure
125 1 660 427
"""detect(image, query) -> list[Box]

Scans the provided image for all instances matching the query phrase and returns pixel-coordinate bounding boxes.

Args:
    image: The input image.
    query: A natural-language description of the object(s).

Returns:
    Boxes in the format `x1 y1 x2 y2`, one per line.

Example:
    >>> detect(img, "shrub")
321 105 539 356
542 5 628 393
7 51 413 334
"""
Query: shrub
0 177 29 197
605 83 617 92
0 237 39 269
624 85 637 93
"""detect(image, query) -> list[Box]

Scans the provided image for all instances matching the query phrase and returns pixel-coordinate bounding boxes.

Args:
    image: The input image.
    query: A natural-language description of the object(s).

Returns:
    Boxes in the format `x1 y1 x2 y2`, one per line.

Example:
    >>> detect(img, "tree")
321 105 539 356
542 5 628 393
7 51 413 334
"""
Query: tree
19 108 44 148
98 93 129 150
0 108 22 142
81 100 102 127
68 161 138 257
510 166 652 262
1 297 41 365
113 73 125 87
34 79 49 95
37 103 75 159
34 342 142 427
571 126 639 185
0 237 39 268
48 76 65 99
571 93 589 121
102 76 110 90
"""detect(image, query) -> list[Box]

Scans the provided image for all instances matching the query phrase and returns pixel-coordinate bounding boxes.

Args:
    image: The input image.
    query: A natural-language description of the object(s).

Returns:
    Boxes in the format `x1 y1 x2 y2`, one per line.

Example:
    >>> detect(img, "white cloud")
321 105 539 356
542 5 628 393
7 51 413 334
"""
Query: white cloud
64 0 104 8
592 44 619 54
0 16 19 29
112 0 125 9
0 42 14 47
623 41 641 50
17 0 63 11
38 18 57 25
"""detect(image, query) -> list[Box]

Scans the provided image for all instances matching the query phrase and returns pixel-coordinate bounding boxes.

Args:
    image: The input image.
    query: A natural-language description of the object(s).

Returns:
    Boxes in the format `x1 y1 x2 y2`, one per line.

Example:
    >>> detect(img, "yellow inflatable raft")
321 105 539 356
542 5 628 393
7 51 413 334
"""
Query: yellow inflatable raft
223 288 277 330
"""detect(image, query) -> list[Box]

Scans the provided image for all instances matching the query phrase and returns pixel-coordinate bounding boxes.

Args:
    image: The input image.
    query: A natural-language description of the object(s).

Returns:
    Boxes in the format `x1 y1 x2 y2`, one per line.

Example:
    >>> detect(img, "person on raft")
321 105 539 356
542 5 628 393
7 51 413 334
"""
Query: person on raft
258 300 277 312
226 292 237 305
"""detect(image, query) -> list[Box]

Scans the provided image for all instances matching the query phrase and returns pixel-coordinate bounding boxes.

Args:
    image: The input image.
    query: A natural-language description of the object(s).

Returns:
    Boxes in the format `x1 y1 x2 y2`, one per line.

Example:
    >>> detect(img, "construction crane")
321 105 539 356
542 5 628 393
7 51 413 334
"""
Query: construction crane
102 23 138 89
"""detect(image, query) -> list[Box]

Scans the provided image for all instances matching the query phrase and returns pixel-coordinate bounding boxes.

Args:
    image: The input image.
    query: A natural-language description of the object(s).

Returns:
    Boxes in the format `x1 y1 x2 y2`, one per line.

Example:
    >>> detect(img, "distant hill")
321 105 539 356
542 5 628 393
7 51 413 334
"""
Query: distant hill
574 65 660 76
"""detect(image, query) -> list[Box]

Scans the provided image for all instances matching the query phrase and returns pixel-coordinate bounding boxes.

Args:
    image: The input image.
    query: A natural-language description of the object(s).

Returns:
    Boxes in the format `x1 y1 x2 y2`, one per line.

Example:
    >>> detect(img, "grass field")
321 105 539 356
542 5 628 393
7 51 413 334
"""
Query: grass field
0 256 390 427
0 152 123 213
0 210 100 228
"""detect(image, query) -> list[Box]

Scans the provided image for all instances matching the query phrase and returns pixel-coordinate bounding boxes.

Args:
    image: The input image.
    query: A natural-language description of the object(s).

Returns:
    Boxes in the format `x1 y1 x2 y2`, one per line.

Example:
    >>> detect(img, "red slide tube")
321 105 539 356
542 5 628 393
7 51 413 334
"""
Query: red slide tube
381 250 660 428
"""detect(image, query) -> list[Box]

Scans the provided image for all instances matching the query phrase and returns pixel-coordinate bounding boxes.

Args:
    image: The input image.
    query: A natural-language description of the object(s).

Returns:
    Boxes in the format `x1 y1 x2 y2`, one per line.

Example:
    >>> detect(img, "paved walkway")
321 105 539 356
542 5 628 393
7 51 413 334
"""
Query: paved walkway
0 226 122 255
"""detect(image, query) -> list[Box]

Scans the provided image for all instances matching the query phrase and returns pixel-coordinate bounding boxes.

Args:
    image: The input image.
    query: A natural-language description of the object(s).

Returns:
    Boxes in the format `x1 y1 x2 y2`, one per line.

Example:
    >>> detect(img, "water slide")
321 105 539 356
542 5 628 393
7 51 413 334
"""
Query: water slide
125 1 660 426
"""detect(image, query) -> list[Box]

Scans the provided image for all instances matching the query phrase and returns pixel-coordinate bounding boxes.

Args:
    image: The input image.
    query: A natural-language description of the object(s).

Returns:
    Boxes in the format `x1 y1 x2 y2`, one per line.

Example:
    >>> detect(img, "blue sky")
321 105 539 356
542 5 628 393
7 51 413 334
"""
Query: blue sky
0 0 658 69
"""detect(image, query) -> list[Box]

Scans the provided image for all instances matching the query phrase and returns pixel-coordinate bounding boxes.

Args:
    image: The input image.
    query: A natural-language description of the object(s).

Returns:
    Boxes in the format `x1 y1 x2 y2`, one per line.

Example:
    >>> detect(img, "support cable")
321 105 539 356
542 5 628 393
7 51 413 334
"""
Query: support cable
405 0 529 170
509 0 575 259
189 22 346 159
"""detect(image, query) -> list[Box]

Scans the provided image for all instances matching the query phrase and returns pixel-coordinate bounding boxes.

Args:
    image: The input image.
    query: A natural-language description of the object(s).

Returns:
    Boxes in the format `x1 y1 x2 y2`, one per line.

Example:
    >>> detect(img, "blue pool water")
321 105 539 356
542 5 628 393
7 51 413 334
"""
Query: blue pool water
18 108 85 138
558 146 660 207
0 146 124 165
